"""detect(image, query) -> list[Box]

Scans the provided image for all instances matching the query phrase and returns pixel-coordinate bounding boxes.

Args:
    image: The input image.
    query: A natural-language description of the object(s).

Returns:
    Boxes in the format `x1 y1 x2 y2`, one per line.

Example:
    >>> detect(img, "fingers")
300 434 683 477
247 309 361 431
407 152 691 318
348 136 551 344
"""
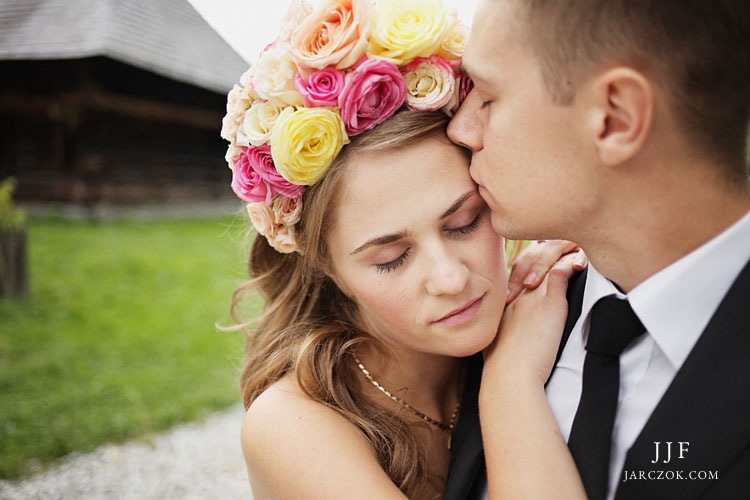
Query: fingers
544 252 580 300
506 240 581 303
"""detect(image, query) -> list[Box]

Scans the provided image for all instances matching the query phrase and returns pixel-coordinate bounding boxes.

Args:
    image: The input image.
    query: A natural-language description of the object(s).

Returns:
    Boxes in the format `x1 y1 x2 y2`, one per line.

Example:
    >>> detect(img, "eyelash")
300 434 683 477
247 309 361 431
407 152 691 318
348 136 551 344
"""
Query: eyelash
374 213 483 274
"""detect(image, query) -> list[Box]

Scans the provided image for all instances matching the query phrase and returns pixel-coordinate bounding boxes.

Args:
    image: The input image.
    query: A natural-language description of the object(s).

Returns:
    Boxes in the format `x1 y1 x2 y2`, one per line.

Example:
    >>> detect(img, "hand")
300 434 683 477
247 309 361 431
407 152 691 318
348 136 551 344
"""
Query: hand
506 240 587 303
485 251 582 387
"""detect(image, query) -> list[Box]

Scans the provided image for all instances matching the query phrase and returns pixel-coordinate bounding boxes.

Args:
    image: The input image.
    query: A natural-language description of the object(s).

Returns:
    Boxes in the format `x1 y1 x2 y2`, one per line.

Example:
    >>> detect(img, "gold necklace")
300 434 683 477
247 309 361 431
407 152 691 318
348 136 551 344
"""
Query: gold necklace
353 356 461 443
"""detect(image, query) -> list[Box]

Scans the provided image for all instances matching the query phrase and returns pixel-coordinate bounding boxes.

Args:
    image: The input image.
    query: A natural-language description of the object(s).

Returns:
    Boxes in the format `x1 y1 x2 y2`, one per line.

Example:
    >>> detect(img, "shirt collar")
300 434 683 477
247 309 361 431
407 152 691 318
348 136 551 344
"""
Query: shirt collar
581 209 750 369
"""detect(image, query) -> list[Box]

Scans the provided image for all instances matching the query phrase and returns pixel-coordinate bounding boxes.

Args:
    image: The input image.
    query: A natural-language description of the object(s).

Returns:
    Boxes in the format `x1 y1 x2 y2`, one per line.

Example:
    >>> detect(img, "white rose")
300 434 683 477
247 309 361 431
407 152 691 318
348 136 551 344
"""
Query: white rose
252 42 304 107
403 56 456 111
238 100 287 147
438 20 468 63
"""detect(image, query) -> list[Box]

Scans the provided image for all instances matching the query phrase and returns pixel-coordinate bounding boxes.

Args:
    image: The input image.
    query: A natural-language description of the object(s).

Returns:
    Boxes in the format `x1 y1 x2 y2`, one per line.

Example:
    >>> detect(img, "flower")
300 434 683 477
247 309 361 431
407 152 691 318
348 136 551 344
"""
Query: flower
247 202 276 237
225 143 243 168
338 58 406 136
273 196 303 226
279 0 314 42
295 67 346 107
251 42 304 106
290 0 373 72
234 145 306 203
458 72 474 103
403 56 456 111
267 224 299 254
270 106 350 185
438 20 469 63
232 154 272 205
367 0 453 66
238 100 287 147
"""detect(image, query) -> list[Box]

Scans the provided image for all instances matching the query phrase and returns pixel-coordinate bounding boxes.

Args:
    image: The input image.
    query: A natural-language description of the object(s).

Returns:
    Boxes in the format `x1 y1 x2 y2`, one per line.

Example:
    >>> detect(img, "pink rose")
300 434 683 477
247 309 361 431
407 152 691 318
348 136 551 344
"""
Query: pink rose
247 202 275 237
291 0 373 72
295 67 346 107
458 72 474 104
272 196 303 226
232 146 306 204
338 58 406 136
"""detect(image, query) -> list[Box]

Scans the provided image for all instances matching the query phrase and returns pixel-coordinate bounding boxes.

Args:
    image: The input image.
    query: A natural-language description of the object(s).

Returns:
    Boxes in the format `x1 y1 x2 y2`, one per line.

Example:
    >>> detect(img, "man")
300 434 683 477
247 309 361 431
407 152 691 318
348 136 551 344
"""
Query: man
445 0 750 499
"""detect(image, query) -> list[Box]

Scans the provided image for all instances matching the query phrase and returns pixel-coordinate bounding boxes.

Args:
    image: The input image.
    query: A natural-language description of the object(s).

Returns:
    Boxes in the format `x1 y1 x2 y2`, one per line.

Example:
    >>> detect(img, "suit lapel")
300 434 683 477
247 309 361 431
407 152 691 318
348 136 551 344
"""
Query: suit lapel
547 267 588 384
616 257 750 500
444 354 484 500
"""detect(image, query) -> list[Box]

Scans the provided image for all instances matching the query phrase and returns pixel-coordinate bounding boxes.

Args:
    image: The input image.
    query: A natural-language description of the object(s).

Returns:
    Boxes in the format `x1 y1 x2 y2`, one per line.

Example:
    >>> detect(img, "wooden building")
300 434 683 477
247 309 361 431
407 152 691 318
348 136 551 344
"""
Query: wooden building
0 0 248 207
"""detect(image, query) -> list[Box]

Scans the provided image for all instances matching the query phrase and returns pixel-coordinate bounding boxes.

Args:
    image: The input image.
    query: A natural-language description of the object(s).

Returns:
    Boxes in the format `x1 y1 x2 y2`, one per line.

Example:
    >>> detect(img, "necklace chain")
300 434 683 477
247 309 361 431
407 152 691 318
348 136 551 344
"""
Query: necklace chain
352 356 461 434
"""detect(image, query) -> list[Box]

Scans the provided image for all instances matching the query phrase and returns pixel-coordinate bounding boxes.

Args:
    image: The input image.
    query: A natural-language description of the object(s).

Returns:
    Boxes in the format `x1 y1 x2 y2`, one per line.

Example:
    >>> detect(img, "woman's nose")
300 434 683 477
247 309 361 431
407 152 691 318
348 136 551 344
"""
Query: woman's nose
425 249 470 296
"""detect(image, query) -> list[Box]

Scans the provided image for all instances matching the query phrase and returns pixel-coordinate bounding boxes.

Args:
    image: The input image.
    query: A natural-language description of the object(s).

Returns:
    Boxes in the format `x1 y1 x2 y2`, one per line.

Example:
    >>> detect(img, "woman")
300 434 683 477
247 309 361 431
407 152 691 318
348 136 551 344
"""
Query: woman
221 1 586 498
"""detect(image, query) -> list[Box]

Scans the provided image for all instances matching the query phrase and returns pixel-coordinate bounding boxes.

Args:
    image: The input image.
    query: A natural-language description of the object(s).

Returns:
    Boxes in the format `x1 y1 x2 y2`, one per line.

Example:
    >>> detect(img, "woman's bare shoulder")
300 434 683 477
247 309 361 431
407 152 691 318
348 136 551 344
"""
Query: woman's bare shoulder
241 373 405 499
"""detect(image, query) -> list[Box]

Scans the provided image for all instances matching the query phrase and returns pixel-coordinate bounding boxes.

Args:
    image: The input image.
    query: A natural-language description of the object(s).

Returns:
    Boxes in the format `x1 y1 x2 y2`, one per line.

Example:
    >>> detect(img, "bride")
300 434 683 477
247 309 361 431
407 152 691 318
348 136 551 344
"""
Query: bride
221 0 586 498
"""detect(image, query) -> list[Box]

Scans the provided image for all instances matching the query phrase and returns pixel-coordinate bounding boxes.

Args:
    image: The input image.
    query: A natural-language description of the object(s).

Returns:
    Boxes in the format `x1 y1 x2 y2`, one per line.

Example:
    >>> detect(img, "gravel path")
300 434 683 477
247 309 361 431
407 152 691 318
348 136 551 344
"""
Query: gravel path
0 405 252 500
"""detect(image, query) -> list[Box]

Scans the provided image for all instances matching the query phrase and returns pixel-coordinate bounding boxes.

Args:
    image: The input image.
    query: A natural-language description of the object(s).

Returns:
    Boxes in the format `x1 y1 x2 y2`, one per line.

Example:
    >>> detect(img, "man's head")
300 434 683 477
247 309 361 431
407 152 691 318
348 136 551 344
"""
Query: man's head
449 0 750 240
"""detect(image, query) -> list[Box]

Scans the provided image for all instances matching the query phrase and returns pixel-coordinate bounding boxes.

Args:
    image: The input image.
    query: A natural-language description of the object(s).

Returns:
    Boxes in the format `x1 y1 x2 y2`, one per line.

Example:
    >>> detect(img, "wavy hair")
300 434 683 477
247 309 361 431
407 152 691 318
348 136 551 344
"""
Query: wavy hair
233 111 459 496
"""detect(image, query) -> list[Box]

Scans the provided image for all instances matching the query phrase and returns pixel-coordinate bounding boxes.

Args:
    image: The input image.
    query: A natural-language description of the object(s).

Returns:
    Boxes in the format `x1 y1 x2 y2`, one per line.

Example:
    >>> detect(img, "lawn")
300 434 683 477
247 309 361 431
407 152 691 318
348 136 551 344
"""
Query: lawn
0 215 261 479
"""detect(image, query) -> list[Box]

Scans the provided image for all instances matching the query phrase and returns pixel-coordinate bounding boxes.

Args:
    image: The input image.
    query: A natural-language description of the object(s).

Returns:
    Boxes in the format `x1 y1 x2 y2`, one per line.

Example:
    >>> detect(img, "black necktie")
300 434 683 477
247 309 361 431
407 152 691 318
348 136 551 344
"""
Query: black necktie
567 296 645 500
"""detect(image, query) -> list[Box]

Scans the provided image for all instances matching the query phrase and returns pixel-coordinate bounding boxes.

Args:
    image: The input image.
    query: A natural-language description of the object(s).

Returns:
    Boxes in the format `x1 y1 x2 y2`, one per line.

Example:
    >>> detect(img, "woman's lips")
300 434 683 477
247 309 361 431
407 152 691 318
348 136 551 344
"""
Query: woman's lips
433 294 485 326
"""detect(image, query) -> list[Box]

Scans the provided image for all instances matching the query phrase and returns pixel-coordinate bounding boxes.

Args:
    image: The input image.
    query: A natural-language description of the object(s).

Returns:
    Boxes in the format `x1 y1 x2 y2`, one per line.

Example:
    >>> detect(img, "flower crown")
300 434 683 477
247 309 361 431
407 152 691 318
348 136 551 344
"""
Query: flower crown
221 0 473 254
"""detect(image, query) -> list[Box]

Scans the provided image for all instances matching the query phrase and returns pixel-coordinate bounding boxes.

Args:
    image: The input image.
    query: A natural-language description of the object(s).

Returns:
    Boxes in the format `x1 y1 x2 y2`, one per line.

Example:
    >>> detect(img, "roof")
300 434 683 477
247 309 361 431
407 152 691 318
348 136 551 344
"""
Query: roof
0 0 249 93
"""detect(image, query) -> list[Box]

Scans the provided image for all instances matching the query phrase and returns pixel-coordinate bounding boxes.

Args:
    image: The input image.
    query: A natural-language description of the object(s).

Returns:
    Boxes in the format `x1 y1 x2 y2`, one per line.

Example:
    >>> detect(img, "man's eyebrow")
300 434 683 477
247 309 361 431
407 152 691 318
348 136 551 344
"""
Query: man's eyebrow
349 190 478 255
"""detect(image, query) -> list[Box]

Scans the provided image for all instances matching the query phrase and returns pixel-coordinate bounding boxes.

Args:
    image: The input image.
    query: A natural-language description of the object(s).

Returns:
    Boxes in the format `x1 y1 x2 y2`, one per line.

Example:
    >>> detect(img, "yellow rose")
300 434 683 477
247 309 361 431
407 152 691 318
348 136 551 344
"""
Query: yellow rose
270 107 350 185
367 0 453 66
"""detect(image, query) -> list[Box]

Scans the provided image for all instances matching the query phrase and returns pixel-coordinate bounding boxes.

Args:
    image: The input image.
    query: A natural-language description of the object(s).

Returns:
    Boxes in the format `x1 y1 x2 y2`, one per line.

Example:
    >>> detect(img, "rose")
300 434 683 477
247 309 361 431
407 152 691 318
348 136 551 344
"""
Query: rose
367 0 453 66
290 0 373 72
295 68 346 107
220 112 240 143
338 58 406 136
403 56 456 111
224 143 243 168
226 84 255 116
273 196 303 226
247 202 276 237
458 72 473 103
279 0 314 42
238 100 287 147
232 150 272 204
251 42 304 106
438 20 468 64
267 224 299 254
270 106 350 185
251 145 307 199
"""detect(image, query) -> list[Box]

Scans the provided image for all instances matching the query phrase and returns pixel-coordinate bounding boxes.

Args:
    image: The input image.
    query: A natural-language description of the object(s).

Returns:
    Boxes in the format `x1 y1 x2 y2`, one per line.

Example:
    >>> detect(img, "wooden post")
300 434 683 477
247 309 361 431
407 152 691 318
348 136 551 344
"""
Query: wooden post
0 226 29 298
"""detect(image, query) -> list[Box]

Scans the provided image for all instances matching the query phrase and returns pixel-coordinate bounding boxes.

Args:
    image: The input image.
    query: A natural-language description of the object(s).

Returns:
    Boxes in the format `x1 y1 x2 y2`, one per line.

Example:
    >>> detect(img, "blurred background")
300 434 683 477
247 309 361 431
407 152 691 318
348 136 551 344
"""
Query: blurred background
0 0 476 498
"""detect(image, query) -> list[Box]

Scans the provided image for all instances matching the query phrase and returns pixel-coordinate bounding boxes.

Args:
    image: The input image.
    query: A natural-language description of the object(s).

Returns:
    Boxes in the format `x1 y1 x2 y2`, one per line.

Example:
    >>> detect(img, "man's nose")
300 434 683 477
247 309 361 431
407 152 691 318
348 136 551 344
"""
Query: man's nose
447 89 484 152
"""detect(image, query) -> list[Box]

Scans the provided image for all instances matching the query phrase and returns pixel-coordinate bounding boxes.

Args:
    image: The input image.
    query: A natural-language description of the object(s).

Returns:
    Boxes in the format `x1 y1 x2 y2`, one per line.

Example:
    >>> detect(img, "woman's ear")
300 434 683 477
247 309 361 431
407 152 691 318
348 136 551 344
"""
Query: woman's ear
585 67 654 166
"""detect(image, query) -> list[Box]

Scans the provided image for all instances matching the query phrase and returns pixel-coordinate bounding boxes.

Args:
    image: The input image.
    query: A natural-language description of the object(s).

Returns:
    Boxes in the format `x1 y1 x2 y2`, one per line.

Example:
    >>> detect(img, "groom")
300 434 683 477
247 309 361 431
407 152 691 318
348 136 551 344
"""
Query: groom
445 0 750 499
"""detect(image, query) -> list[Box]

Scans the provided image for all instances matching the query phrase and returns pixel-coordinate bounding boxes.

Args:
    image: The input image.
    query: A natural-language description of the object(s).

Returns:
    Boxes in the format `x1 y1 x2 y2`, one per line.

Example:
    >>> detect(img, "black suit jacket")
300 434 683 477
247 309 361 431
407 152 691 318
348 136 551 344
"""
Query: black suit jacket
444 259 750 500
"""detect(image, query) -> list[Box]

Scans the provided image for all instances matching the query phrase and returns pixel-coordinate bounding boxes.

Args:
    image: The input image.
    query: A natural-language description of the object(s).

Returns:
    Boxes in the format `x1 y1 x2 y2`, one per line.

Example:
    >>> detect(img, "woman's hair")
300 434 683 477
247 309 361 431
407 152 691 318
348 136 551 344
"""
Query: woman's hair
233 110 457 495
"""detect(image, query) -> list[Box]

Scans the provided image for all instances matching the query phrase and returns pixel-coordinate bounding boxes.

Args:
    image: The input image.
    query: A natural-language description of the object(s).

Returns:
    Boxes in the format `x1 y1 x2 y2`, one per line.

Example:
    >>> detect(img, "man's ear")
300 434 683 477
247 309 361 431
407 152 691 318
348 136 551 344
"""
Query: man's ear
585 67 654 166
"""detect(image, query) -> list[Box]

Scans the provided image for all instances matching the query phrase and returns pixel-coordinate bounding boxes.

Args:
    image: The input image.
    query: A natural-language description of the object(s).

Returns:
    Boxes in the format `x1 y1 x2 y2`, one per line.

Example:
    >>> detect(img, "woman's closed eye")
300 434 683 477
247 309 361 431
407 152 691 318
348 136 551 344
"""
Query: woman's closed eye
374 247 411 274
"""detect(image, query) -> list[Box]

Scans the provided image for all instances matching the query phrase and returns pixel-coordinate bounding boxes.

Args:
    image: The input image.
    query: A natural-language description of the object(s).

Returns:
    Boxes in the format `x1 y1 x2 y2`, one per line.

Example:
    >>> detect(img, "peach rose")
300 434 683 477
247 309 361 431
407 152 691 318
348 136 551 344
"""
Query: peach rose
267 224 299 254
272 196 303 226
290 0 373 72
438 20 468 64
279 0 314 42
247 202 275 237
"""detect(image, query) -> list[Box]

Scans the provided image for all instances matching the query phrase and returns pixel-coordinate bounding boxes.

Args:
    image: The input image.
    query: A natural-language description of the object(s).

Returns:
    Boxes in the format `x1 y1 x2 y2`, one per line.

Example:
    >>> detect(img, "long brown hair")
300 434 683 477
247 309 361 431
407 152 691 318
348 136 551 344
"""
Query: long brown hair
233 110 457 495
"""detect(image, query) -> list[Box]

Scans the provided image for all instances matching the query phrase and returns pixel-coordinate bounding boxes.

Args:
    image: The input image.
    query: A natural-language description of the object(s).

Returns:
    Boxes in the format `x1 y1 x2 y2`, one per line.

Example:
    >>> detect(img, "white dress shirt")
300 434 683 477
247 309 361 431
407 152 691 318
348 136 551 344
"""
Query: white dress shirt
546 209 750 500
480 209 750 500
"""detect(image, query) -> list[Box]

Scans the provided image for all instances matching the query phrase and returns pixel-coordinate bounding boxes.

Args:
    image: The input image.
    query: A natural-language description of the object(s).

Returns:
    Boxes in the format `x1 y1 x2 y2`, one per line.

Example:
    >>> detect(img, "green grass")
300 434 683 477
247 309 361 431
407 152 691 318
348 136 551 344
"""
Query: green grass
0 216 262 479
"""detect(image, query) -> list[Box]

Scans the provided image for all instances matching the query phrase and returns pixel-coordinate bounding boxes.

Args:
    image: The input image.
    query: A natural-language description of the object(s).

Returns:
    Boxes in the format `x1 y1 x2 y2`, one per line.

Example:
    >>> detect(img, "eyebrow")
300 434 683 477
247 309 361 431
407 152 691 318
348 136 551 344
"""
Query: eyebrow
349 190 478 255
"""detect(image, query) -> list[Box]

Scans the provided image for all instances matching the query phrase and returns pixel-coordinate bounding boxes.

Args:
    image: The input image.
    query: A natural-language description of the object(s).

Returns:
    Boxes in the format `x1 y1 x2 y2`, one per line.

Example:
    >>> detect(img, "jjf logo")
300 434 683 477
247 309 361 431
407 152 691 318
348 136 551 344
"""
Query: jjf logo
651 441 689 464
